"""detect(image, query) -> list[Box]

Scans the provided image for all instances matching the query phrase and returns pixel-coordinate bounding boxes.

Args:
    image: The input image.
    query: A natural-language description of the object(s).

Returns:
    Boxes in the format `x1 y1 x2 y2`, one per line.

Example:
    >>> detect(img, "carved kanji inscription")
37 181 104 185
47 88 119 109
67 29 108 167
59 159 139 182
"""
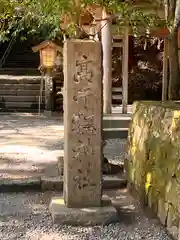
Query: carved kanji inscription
74 55 93 84
63 40 102 207
72 112 96 135
73 87 95 108
72 138 94 158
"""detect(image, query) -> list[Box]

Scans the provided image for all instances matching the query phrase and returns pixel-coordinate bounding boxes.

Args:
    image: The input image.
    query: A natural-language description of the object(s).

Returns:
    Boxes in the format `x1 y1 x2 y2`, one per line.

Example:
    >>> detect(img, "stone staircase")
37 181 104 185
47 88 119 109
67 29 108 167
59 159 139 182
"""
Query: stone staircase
103 114 131 189
0 39 39 69
0 75 45 112
0 38 45 112
103 113 131 140
0 68 40 76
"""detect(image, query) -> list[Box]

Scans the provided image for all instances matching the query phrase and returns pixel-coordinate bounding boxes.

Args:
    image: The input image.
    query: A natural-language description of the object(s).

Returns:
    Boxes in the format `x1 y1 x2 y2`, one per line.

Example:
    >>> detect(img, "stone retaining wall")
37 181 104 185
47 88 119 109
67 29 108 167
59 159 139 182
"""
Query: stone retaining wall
128 101 180 239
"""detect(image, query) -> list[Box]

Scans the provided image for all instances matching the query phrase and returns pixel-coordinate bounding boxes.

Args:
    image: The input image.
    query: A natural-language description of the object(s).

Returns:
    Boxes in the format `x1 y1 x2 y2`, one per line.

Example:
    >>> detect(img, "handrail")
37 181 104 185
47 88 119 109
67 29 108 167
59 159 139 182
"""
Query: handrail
0 35 17 68
38 75 44 115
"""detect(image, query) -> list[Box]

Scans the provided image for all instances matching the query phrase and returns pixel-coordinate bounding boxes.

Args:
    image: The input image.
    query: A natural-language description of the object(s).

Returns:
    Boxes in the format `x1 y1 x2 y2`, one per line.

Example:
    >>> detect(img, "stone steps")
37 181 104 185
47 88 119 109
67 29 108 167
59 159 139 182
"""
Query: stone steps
103 114 131 129
0 89 44 96
0 68 40 76
1 96 43 102
0 108 44 113
0 77 42 84
0 75 44 112
0 101 43 108
0 83 41 90
103 128 129 139
0 38 39 69
103 114 131 140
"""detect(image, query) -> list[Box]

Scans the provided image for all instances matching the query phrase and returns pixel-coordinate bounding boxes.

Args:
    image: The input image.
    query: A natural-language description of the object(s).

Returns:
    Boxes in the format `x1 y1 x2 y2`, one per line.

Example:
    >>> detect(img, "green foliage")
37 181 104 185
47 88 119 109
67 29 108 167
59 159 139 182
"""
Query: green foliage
0 0 163 42
0 0 64 42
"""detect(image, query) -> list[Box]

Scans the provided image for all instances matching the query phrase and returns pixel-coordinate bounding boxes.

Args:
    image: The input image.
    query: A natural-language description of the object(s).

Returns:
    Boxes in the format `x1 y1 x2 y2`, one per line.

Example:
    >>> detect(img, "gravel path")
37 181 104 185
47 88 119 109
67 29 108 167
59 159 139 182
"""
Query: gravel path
0 189 172 240
0 113 127 179
0 114 172 239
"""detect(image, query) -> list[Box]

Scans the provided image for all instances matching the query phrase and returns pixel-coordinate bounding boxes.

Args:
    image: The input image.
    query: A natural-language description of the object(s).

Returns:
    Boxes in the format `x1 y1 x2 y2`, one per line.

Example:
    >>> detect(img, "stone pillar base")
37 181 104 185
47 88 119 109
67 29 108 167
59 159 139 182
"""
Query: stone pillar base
49 195 118 226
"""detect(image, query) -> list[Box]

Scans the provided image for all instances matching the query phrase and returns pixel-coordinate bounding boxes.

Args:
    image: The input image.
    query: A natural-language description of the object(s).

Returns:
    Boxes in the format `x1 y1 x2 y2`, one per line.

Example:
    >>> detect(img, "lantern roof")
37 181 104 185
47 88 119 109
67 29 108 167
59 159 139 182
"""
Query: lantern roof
32 40 62 54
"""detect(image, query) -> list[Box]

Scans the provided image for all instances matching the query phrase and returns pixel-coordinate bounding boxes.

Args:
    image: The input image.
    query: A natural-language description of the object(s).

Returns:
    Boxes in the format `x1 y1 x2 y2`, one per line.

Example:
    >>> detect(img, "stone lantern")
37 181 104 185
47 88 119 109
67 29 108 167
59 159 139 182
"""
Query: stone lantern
32 41 63 115
32 40 62 70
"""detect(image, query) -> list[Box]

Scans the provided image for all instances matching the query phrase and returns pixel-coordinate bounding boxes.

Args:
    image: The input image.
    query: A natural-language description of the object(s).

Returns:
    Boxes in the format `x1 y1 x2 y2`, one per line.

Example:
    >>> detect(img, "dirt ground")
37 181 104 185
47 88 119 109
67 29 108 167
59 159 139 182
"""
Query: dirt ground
0 113 127 180
0 113 64 179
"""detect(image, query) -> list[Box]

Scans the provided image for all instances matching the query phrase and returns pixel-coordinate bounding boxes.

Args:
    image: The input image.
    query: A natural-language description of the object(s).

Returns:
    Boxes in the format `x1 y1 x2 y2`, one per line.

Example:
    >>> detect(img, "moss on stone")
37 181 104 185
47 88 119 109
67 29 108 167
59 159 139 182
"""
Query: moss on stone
128 101 180 236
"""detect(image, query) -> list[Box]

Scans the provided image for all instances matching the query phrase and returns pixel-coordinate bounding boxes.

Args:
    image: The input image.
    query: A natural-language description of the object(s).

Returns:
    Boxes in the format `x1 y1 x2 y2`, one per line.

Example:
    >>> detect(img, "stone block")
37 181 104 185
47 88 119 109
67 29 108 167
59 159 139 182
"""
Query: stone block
63 40 102 208
49 195 118 226
167 205 179 239
44 163 60 177
44 110 52 117
169 226 179 240
147 187 153 209
41 176 63 191
157 198 167 225
44 110 61 117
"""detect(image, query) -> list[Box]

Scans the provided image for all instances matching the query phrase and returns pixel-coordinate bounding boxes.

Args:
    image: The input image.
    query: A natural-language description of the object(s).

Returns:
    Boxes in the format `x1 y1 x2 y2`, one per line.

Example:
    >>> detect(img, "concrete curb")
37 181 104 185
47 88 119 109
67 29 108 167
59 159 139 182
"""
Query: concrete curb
0 178 41 192
0 176 127 193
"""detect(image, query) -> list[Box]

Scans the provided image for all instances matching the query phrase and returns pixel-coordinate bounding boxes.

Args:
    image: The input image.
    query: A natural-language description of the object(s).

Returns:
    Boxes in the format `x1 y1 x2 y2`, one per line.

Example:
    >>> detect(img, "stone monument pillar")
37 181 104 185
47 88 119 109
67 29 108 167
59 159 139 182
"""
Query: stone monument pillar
63 40 102 208
50 40 117 226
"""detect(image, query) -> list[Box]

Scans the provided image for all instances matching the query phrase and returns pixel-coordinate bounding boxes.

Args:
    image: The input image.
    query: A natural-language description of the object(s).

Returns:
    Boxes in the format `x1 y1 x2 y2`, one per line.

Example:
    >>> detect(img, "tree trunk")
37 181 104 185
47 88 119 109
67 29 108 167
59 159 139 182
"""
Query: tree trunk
168 0 180 99
162 39 168 101
168 29 180 99
129 35 135 71
164 0 180 99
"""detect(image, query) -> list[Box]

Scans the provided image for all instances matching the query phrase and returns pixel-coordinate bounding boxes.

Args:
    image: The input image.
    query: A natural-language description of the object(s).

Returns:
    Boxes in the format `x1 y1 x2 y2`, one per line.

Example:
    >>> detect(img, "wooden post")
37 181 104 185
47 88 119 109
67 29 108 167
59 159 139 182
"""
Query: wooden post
101 9 112 114
122 27 129 114
162 39 168 102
